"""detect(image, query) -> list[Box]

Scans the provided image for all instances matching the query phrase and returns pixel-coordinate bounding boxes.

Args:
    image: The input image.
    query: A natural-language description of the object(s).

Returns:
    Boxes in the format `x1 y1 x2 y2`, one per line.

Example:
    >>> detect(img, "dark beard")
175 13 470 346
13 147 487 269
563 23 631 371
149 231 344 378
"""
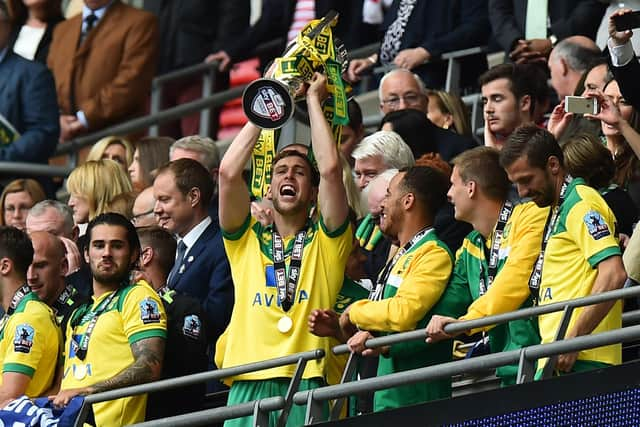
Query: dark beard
92 267 130 287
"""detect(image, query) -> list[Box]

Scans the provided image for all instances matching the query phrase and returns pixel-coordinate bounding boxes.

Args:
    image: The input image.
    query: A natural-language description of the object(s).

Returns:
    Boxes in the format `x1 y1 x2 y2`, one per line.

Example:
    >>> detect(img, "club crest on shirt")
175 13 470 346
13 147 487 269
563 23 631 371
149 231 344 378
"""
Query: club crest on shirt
583 210 610 240
182 314 202 340
140 298 161 324
13 324 34 353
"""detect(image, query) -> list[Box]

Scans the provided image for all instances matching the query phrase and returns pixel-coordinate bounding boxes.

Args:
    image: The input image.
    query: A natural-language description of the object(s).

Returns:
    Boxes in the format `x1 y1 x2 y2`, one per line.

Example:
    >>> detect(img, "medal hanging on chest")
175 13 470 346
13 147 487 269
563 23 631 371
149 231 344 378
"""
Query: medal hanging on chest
478 201 514 295
272 226 307 333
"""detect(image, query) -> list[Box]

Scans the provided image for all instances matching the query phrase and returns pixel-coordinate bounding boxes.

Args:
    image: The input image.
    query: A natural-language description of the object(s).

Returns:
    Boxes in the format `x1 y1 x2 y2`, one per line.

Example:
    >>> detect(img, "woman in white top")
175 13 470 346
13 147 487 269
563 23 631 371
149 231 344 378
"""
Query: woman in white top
7 0 64 63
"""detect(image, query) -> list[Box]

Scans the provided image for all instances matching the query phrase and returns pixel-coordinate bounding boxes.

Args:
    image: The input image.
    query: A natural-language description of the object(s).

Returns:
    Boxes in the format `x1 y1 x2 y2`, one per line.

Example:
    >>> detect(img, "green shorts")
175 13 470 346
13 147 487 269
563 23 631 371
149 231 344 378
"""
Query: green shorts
224 378 328 427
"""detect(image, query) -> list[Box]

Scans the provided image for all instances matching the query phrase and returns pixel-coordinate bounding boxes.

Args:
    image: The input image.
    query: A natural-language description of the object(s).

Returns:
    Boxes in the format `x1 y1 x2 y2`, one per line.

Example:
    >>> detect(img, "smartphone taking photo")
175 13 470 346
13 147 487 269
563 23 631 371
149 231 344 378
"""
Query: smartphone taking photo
613 11 640 31
564 96 599 115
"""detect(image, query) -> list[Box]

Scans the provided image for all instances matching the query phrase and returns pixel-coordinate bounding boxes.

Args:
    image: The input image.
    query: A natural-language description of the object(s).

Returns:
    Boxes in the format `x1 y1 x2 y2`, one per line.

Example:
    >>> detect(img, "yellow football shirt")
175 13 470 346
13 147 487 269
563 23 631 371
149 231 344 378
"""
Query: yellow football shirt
221 215 352 382
539 179 622 366
0 292 60 397
62 283 167 426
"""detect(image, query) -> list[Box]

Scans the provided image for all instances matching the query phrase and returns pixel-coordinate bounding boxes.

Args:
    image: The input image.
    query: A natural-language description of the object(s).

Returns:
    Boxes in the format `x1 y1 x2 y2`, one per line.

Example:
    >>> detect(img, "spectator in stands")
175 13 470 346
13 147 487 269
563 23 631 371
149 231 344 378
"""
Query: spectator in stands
206 1 360 73
562 133 638 241
0 179 45 230
380 108 477 163
426 147 545 386
132 187 156 228
586 77 640 212
153 159 232 348
170 135 224 223
352 130 414 191
47 0 158 142
217 73 350 426
86 136 133 172
135 226 209 420
27 231 87 333
489 0 606 64
128 136 174 193
157 0 249 139
426 89 472 137
479 63 536 149
26 199 78 241
348 0 490 90
608 8 640 111
0 227 60 406
66 160 132 228
548 36 601 100
500 126 627 374
52 213 166 425
378 70 477 161
339 166 454 410
7 0 63 63
340 99 365 168
105 190 136 220
26 199 90 297
0 1 59 167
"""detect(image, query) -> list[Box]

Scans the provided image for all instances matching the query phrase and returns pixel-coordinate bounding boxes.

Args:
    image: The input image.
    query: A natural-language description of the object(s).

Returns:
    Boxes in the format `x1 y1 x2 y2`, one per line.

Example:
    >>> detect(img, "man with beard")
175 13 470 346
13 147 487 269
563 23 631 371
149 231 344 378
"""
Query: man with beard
52 213 167 426
217 73 351 426
338 166 454 411
425 147 546 385
499 126 627 375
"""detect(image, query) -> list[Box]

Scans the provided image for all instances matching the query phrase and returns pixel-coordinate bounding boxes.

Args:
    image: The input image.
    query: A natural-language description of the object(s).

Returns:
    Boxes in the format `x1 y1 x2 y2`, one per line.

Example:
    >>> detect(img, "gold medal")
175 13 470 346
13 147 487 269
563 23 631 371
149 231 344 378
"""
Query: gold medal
277 315 293 333
74 363 87 380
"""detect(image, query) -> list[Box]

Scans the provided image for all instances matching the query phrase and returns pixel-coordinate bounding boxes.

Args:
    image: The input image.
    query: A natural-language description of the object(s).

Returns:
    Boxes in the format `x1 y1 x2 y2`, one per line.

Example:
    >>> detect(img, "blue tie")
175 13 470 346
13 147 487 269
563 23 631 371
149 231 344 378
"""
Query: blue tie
168 241 187 288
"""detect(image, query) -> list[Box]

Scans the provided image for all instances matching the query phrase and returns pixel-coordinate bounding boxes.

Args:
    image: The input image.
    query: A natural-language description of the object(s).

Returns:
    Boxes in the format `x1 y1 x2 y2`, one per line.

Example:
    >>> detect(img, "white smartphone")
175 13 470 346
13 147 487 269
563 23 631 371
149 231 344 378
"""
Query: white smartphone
565 96 599 115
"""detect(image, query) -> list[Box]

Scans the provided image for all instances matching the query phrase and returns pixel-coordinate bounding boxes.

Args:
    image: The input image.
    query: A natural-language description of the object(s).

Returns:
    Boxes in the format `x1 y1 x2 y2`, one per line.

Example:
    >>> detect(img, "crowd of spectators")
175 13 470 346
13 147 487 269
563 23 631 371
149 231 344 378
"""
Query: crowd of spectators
2 0 640 426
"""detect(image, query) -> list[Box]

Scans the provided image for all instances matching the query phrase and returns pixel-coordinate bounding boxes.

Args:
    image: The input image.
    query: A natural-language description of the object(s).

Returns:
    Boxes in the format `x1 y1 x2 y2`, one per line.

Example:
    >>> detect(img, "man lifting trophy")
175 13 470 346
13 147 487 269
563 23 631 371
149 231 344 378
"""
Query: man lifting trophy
243 10 350 200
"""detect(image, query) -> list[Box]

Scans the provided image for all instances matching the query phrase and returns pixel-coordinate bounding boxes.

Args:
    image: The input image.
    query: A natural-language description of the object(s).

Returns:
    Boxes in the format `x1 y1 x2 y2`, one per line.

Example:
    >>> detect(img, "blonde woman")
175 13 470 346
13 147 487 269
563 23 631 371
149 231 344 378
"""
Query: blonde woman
426 89 472 136
66 159 133 227
86 136 134 171
0 179 46 230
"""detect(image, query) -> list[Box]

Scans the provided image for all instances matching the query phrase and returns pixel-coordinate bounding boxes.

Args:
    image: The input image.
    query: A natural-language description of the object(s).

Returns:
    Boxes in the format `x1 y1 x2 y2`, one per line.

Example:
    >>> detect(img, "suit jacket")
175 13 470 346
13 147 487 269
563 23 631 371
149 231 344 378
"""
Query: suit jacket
157 0 250 74
47 1 158 131
168 222 233 342
611 58 640 112
8 16 64 64
489 0 607 53
0 51 59 163
381 0 490 90
225 0 361 63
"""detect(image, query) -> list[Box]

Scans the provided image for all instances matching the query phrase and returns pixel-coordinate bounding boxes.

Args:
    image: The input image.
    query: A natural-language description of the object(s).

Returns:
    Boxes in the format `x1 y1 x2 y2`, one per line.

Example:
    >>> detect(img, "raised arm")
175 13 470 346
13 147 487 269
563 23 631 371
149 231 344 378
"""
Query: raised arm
218 122 261 233
306 73 349 232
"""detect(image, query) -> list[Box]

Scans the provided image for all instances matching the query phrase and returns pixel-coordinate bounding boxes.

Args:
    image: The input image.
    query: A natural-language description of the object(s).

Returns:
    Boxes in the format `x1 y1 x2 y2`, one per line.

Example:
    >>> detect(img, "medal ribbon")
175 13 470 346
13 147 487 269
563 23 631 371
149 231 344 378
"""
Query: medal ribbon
51 284 77 316
370 227 433 301
528 175 573 303
70 289 121 361
478 201 515 295
0 284 32 336
272 227 308 312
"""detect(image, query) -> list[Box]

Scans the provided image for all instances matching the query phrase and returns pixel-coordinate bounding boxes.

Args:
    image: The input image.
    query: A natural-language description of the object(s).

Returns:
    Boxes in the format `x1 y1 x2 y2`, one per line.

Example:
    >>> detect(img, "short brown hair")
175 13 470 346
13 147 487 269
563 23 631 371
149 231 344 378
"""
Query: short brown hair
155 158 214 207
271 150 320 187
452 146 510 202
398 166 449 219
0 179 46 226
562 134 614 189
499 125 564 170
137 226 176 277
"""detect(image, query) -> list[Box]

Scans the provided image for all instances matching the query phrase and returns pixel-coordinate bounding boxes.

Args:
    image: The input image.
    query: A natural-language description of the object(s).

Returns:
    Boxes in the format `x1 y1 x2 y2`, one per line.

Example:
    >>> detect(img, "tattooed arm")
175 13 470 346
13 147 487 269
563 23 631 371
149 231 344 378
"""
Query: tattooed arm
51 337 165 406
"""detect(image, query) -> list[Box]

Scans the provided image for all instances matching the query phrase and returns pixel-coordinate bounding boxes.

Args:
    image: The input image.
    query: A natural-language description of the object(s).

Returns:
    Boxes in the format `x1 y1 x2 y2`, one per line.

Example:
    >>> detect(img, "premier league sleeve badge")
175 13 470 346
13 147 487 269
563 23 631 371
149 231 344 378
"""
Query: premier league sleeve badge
13 323 34 354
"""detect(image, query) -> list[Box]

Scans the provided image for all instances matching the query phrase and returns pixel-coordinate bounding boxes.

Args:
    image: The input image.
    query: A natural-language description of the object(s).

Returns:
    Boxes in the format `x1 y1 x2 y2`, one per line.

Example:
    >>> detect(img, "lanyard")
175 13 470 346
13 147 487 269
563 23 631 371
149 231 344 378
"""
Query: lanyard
370 227 433 301
478 201 515 296
70 289 120 361
272 226 308 312
51 284 77 316
528 175 573 303
0 285 32 335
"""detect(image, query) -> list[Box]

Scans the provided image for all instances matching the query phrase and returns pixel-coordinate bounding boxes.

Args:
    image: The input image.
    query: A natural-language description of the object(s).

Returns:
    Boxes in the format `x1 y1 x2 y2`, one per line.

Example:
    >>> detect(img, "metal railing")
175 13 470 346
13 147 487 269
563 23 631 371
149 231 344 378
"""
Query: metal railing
72 349 324 427
68 286 640 426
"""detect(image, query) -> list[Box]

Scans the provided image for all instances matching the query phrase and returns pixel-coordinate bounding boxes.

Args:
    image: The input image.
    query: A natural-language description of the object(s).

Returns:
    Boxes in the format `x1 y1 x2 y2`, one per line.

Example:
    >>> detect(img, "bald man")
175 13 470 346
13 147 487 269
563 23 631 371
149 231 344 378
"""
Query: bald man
27 232 87 332
132 187 157 228
549 35 603 99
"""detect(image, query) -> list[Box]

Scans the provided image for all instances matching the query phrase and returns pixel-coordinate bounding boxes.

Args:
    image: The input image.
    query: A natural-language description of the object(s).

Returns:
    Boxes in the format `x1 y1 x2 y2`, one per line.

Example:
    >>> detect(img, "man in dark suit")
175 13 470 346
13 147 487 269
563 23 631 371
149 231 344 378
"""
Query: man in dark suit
608 8 640 111
489 0 606 63
206 0 365 72
47 0 158 142
0 2 58 165
152 158 233 345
